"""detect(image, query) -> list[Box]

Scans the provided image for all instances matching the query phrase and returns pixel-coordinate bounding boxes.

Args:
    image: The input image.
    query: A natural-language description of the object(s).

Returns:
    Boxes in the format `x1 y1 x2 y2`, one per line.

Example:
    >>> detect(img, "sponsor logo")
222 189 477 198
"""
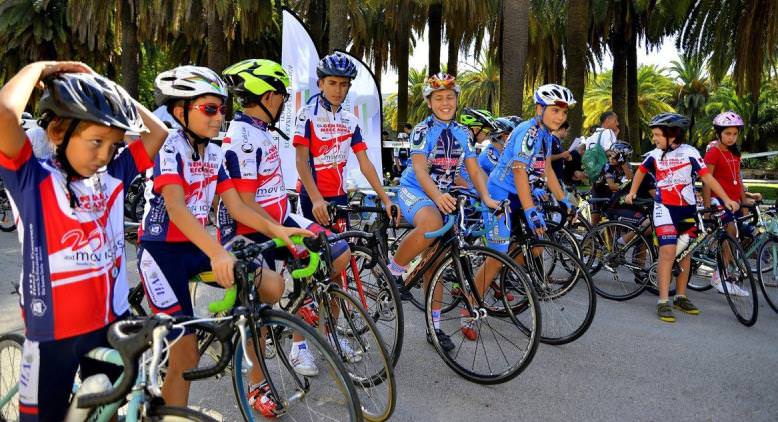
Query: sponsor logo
61 228 104 252
241 142 254 153
149 224 162 235
163 143 175 154
30 299 47 317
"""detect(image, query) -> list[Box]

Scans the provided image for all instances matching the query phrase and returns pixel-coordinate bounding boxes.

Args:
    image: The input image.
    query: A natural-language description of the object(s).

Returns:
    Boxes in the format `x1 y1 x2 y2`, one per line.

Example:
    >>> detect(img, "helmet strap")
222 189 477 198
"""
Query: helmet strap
172 99 212 161
258 99 290 141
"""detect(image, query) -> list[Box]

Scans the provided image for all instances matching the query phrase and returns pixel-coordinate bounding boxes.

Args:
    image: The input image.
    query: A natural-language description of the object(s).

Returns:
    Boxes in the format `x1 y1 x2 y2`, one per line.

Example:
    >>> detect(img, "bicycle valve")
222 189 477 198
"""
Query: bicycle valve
236 316 254 370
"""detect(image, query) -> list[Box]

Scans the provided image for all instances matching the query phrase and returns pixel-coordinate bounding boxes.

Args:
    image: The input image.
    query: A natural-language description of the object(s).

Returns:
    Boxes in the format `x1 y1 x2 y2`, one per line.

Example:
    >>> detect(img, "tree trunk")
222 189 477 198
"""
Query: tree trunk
119 0 140 98
564 0 588 141
328 0 349 51
207 7 228 73
499 0 530 116
447 30 460 76
610 2 628 141
428 2 442 75
397 15 410 131
374 58 383 88
626 22 640 152
306 0 328 54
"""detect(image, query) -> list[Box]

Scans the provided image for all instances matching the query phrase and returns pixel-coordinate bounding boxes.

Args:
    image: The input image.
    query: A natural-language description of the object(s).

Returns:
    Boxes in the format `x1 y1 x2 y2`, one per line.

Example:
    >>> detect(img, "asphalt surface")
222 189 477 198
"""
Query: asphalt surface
1 230 777 421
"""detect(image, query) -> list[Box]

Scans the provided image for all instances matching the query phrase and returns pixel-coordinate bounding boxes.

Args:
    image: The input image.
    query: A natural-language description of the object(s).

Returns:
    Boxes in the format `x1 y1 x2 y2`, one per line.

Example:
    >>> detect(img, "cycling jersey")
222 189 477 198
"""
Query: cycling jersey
218 113 288 241
704 143 743 202
293 95 366 198
478 143 501 175
140 130 233 242
550 135 565 180
399 115 475 192
592 163 624 198
638 144 708 207
489 117 553 194
0 137 152 341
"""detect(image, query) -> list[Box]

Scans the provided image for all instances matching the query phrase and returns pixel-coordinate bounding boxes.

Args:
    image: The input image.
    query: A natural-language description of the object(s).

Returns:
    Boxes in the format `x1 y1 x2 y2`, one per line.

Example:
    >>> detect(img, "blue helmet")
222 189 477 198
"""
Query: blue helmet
317 52 358 79
649 112 690 130
494 117 516 132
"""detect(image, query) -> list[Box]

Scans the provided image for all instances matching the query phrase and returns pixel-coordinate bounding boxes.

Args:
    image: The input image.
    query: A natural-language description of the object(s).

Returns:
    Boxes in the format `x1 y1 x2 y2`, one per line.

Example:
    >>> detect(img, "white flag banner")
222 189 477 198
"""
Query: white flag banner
278 9 383 191
278 9 320 189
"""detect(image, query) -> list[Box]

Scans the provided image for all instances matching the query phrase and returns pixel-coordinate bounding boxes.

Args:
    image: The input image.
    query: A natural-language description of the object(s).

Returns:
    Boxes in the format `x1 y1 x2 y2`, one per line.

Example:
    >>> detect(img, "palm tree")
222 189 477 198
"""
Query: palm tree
441 0 497 76
328 0 350 51
564 0 589 140
458 57 501 113
584 66 676 151
499 0 530 116
679 0 778 151
427 1 443 75
667 54 710 145
383 67 429 129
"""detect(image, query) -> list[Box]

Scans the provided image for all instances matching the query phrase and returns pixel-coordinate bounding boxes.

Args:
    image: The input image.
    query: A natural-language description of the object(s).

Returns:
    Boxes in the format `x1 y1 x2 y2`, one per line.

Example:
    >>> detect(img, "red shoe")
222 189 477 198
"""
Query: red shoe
298 297 319 326
248 383 283 417
491 282 515 301
460 309 478 341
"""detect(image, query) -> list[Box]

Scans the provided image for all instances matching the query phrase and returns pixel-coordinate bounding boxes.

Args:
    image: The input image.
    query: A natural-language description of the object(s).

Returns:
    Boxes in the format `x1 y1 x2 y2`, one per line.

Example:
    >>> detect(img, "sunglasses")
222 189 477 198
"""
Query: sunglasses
428 77 457 90
188 103 226 116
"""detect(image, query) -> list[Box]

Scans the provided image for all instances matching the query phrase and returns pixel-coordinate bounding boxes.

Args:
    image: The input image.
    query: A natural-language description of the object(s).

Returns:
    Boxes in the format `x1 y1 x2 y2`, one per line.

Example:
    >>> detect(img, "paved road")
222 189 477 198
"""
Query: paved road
1 230 777 421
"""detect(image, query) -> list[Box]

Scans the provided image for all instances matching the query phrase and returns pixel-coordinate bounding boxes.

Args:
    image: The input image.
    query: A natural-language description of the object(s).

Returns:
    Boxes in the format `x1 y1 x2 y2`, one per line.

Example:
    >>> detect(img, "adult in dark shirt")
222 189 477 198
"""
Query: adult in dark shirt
549 122 569 185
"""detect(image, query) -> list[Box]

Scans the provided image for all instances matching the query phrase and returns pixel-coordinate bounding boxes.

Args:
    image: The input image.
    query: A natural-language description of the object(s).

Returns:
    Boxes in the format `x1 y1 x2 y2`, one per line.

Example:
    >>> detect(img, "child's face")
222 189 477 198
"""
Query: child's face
719 127 739 147
537 104 568 131
174 95 224 139
51 122 125 177
318 76 351 106
651 128 671 149
427 90 457 121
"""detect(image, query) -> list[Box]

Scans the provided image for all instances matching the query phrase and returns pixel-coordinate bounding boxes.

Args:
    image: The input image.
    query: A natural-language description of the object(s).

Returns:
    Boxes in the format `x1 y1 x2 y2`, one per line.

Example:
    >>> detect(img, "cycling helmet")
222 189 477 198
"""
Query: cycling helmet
423 73 461 99
40 72 147 133
223 59 290 100
507 115 522 126
459 108 495 128
534 84 576 108
648 112 690 129
317 52 358 79
154 65 228 106
397 132 409 141
607 142 633 164
21 111 33 120
494 117 516 133
712 111 744 128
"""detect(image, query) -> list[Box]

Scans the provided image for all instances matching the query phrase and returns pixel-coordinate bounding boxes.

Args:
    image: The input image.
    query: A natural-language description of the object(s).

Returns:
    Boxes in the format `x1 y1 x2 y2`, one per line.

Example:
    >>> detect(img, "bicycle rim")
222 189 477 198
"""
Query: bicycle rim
0 334 22 421
757 237 778 313
718 234 758 326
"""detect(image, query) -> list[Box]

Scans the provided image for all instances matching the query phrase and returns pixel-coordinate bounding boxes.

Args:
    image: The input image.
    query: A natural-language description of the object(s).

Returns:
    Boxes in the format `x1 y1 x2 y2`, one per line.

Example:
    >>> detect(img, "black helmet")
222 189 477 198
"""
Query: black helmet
39 73 147 133
649 112 690 130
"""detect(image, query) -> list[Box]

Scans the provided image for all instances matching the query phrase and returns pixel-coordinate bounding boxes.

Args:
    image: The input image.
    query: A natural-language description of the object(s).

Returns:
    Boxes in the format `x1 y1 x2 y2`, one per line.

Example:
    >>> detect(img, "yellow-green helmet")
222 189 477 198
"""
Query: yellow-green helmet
459 108 496 128
222 59 290 102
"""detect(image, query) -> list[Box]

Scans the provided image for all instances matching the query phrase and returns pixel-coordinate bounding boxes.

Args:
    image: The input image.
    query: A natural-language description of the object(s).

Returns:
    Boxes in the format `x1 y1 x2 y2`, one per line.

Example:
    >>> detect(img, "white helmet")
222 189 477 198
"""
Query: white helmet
534 84 576 108
154 65 228 106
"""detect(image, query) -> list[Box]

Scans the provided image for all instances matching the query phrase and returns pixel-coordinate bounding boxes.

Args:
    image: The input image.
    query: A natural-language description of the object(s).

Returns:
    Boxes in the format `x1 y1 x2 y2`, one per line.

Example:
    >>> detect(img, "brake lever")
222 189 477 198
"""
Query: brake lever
147 322 170 398
235 314 253 370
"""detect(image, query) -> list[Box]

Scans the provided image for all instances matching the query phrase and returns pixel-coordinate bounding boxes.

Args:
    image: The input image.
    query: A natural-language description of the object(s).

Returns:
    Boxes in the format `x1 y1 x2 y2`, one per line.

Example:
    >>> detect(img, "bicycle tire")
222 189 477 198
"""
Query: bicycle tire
510 240 596 345
756 236 778 313
580 221 654 301
325 288 396 421
231 309 362 422
0 333 22 422
0 198 15 232
144 405 219 421
345 246 404 367
718 234 758 326
424 246 540 385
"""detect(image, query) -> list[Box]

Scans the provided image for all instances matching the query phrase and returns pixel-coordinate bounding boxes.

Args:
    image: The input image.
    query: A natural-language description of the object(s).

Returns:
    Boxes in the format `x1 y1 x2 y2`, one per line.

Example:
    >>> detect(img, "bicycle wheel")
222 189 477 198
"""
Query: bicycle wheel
510 240 596 345
0 196 15 233
344 246 404 367
545 226 581 260
718 234 758 326
425 246 540 385
756 236 778 313
232 309 362 422
144 405 219 421
0 333 22 421
323 288 395 421
580 221 653 301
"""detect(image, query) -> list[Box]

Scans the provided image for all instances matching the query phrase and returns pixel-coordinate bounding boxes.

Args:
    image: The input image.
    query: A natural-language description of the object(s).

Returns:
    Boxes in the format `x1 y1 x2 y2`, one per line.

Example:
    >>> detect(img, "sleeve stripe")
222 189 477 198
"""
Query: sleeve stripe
128 141 154 172
0 138 33 171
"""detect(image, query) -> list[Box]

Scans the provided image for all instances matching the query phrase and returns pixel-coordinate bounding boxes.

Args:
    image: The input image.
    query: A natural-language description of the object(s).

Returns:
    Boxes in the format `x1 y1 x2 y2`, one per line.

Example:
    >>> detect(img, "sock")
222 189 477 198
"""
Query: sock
657 299 668 305
293 340 307 351
674 294 686 300
432 309 441 330
387 258 408 277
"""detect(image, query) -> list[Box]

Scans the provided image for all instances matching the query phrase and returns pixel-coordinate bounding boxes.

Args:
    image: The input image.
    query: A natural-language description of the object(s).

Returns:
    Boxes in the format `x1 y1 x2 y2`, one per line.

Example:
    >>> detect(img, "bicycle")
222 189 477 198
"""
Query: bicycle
0 178 16 233
395 195 541 384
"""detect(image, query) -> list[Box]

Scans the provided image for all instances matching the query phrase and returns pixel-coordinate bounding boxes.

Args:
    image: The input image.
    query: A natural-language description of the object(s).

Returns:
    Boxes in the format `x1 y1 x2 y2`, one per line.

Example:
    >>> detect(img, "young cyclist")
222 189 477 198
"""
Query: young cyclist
455 108 496 192
389 73 499 349
478 117 514 176
702 111 761 296
294 52 394 226
217 59 356 408
0 62 168 421
137 65 308 407
626 112 739 323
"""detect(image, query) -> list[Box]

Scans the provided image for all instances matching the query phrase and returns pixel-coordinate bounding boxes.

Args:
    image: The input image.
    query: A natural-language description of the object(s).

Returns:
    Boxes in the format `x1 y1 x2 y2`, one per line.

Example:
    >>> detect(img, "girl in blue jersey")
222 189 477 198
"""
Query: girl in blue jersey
389 73 499 350
0 62 168 421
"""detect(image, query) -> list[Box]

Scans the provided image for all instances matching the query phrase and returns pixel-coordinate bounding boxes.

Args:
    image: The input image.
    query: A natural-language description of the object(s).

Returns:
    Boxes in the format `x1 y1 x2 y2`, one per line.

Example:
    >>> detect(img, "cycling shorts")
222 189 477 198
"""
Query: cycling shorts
396 186 437 224
653 203 697 247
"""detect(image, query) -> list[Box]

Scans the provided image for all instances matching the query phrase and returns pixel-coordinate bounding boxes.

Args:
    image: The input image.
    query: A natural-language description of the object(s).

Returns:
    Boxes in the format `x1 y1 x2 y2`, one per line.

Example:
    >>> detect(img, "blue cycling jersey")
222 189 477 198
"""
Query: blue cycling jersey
478 143 502 176
399 115 476 192
488 117 553 194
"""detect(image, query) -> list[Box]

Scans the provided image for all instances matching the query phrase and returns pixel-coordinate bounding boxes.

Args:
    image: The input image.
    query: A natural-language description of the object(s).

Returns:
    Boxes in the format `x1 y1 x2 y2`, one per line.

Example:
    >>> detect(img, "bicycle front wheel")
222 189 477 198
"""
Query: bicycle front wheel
425 246 540 385
718 234 758 326
511 240 596 345
0 333 22 421
757 237 778 313
231 309 362 422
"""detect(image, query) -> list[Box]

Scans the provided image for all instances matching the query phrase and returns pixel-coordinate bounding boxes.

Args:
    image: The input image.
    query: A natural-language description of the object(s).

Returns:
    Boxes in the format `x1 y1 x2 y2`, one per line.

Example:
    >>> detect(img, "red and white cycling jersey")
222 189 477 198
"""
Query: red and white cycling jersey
0 137 152 341
638 144 709 206
292 95 367 197
218 112 288 239
140 130 233 242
